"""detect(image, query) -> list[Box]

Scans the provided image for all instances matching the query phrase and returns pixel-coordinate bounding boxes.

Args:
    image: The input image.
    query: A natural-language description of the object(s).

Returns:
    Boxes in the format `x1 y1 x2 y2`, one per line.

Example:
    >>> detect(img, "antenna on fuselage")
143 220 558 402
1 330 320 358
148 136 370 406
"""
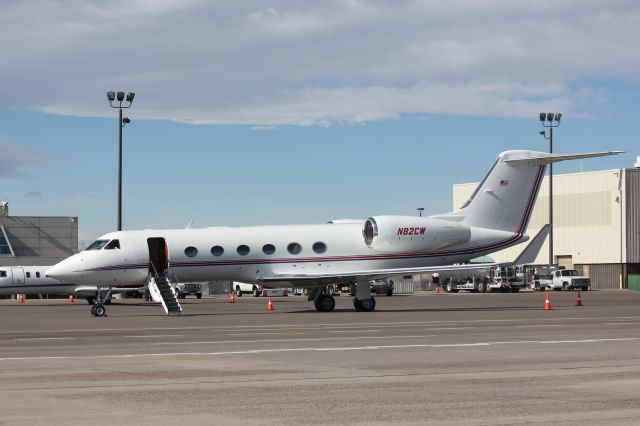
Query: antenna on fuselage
185 219 193 229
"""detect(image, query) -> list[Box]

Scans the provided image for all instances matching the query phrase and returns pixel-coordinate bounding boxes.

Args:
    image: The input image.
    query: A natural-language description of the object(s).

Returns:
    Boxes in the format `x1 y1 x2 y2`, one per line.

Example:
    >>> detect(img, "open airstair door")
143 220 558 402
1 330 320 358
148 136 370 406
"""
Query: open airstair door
147 237 181 315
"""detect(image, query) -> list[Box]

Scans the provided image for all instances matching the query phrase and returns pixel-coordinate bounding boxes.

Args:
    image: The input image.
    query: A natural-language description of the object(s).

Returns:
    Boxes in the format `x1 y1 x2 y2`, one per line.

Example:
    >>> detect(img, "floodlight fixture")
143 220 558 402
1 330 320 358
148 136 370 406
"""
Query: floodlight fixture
555 112 562 122
122 117 131 125
539 112 546 122
546 112 554 121
107 91 115 102
117 91 125 102
539 130 545 136
126 92 135 103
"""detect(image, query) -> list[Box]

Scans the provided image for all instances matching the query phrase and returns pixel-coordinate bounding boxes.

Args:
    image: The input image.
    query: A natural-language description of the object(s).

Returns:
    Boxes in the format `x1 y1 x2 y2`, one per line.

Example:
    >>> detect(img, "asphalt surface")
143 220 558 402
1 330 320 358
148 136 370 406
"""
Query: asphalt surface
2 290 640 425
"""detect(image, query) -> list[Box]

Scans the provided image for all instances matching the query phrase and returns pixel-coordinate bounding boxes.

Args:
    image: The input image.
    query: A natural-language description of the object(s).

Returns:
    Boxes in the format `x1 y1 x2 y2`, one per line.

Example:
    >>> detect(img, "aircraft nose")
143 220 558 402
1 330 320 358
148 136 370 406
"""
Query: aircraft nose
46 256 80 282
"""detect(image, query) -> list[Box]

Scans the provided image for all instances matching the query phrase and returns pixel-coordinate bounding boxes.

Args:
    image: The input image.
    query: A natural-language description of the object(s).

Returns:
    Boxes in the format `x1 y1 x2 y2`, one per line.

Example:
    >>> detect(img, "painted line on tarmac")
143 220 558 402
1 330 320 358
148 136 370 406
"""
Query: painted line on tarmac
12 337 75 341
1 337 639 362
122 335 185 338
137 334 438 346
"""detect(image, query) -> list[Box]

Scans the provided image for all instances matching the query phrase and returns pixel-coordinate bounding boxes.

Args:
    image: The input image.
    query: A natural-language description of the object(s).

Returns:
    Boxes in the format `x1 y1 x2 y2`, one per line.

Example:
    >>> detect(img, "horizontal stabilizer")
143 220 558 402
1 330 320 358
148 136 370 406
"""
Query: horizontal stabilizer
502 150 622 165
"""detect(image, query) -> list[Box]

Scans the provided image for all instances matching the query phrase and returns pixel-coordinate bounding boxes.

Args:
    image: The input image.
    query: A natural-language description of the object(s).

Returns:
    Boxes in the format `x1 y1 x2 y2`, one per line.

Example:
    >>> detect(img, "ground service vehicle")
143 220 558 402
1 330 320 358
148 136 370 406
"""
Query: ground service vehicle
551 269 590 291
371 279 394 296
176 283 202 299
233 281 262 297
487 266 525 292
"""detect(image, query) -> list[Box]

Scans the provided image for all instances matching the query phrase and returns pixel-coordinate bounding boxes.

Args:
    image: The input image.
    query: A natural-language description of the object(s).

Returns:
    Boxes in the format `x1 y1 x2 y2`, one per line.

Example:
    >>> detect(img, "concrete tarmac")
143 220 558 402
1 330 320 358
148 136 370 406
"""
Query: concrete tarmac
1 291 640 425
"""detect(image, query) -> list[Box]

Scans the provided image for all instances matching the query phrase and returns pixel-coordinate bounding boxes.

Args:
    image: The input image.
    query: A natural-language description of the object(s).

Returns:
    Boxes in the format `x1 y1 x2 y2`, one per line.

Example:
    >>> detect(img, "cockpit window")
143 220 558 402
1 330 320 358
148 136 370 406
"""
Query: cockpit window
105 239 120 250
86 239 110 250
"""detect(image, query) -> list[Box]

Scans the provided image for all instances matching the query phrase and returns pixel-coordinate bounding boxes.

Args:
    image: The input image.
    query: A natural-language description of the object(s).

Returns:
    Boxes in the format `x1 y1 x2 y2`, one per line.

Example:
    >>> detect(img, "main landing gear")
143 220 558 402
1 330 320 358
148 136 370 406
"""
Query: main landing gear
309 287 336 312
309 283 376 312
89 287 114 317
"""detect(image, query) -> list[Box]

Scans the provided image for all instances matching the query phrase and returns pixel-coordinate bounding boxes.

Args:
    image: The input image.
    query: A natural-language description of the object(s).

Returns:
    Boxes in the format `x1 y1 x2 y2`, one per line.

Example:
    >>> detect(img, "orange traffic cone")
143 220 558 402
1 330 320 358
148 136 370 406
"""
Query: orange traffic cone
230 291 235 303
267 296 273 311
544 292 552 311
68 295 75 303
575 291 583 307
18 294 25 303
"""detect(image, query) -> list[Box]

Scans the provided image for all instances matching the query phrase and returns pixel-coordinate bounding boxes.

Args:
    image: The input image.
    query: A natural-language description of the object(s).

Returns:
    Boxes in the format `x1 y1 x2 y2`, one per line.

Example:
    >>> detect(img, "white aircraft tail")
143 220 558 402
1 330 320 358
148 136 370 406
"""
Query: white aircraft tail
446 150 620 234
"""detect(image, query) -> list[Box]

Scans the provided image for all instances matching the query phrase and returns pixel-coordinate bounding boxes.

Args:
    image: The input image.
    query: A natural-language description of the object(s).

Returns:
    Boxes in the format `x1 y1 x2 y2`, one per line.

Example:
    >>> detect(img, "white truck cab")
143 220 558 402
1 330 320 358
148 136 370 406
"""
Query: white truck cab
551 269 590 291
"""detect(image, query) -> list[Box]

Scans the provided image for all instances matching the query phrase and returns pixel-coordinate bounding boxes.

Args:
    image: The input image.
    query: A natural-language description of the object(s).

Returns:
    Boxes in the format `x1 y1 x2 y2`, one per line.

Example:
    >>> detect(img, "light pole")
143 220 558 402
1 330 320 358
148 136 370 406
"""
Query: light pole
539 112 562 266
107 91 135 231
417 208 424 217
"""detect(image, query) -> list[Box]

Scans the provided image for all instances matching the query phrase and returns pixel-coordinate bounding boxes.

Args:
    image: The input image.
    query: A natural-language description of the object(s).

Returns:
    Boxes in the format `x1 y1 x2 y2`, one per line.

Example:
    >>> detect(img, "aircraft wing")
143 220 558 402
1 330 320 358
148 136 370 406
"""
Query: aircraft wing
72 286 143 296
259 225 550 285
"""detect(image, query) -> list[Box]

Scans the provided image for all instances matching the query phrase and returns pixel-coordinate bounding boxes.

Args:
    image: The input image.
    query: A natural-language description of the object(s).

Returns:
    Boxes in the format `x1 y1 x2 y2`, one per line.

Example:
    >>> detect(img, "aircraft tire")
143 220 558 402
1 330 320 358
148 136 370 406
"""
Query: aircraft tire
252 287 260 297
235 287 242 297
94 305 106 317
353 297 362 311
90 305 97 316
360 297 375 312
316 295 335 312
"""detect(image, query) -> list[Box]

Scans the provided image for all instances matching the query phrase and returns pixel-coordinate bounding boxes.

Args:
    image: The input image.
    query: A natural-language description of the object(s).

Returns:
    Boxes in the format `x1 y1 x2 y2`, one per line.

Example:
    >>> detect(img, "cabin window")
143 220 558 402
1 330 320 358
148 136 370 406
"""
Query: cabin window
105 239 120 250
237 245 250 256
0 271 6 277
211 246 224 257
287 242 302 255
262 244 276 255
86 239 109 250
36 272 40 278
312 242 327 254
26 272 31 278
184 246 198 257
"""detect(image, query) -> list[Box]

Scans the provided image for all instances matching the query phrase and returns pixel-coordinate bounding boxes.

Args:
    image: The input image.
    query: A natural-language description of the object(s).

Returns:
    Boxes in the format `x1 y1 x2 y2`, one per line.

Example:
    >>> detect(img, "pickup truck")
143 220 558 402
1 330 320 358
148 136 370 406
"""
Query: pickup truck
233 281 262 297
550 269 590 291
176 283 202 299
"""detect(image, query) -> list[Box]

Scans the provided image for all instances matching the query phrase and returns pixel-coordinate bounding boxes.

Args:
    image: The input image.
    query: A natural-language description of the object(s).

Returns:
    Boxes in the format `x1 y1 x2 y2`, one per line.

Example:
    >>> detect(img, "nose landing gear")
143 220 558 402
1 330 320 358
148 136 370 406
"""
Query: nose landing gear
90 287 114 317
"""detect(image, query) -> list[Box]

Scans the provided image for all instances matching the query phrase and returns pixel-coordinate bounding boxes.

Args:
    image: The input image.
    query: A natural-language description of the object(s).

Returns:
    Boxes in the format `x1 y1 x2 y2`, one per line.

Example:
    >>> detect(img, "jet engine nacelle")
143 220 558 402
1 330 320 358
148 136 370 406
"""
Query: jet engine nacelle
363 215 471 253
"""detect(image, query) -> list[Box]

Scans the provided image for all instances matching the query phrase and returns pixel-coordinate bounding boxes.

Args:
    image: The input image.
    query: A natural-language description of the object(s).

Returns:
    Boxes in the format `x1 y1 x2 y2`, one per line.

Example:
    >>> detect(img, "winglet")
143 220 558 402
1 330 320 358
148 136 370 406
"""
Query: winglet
512 224 550 265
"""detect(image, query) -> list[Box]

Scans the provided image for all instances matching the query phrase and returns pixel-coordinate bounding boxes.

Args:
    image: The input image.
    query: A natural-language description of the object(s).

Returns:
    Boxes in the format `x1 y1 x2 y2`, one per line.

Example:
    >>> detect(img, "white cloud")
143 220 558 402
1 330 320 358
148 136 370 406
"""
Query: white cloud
1 0 638 125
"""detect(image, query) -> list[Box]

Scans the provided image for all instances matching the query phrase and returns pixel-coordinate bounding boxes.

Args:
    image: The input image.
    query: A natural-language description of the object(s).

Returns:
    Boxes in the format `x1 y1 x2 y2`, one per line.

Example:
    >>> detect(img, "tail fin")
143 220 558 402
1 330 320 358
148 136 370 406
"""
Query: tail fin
450 150 621 233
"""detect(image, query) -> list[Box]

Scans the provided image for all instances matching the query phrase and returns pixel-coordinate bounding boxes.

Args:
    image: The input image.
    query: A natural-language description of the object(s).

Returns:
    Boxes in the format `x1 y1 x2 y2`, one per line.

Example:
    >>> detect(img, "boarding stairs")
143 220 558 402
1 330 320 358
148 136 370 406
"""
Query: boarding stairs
148 274 182 315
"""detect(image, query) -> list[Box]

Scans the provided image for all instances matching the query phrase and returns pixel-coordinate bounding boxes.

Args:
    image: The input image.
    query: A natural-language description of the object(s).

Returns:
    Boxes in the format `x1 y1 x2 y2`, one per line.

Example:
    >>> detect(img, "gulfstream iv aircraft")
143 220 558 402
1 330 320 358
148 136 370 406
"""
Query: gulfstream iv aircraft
47 150 619 315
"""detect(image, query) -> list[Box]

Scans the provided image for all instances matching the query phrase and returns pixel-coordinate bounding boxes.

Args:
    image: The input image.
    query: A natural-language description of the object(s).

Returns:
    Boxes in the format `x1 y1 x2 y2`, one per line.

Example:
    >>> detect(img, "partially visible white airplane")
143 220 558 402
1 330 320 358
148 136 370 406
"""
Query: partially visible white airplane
47 149 620 315
0 265 141 304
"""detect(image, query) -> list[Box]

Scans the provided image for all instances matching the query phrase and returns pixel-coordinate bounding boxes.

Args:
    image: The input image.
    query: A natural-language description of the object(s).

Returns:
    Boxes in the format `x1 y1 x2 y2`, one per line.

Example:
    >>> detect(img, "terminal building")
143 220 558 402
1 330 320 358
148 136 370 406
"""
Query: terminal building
453 158 640 289
0 202 78 267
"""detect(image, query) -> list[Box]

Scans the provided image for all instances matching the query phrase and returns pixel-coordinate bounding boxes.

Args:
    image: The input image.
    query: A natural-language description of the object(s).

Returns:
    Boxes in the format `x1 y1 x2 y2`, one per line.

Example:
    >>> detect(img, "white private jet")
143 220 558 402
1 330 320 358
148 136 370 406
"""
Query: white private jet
0 265 142 303
47 149 619 316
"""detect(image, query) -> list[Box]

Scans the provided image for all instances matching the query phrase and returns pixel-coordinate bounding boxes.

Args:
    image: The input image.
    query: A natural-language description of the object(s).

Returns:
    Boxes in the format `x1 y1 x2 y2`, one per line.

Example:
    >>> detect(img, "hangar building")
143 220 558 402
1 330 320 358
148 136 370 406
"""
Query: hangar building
453 158 640 289
0 202 78 267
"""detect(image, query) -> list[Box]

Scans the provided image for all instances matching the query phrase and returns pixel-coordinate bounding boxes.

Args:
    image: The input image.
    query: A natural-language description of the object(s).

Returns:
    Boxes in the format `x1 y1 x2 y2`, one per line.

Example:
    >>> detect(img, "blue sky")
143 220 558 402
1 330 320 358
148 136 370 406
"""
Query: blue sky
0 1 638 247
